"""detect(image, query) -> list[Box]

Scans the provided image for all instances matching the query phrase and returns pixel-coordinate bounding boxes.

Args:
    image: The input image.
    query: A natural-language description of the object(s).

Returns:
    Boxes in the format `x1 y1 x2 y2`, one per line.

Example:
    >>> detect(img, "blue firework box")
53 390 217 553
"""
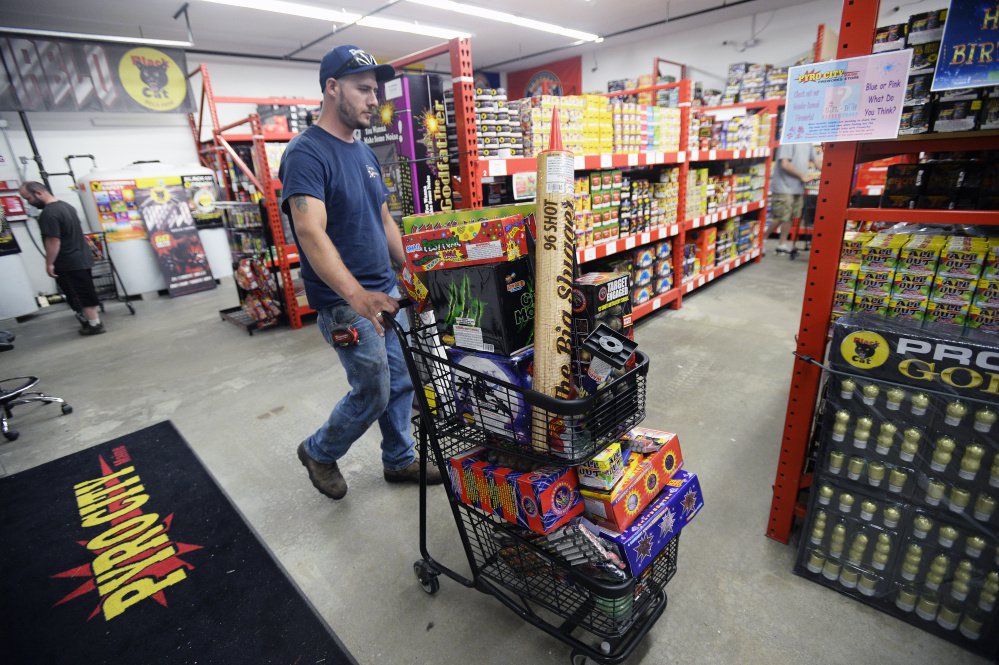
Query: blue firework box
595 469 703 576
448 446 584 534
447 346 533 446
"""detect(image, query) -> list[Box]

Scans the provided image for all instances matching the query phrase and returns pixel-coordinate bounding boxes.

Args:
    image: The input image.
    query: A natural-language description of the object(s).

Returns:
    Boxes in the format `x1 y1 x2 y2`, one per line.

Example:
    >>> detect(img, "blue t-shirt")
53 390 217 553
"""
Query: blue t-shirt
279 126 394 310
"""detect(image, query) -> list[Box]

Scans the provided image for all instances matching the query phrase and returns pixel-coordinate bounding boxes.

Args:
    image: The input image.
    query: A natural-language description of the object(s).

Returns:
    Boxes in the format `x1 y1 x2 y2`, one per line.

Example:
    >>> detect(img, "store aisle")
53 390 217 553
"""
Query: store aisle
0 256 984 665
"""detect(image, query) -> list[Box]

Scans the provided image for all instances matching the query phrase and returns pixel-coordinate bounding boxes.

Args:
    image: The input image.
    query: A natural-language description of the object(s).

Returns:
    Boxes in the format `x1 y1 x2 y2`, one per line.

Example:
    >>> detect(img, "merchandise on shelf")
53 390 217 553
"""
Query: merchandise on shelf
444 87 526 164
571 272 635 394
685 163 765 219
688 110 772 151
448 346 534 447
796 313 999 657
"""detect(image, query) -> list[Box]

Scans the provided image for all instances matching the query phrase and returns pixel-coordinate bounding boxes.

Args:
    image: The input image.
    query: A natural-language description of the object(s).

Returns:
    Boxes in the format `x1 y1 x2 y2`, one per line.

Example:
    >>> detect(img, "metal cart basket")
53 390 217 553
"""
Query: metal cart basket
385 314 680 664
84 232 135 315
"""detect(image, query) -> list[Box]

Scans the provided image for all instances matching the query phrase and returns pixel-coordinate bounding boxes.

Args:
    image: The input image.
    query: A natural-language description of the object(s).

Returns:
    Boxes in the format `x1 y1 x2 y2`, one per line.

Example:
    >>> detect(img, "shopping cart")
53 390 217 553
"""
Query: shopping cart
384 313 680 664
84 232 136 315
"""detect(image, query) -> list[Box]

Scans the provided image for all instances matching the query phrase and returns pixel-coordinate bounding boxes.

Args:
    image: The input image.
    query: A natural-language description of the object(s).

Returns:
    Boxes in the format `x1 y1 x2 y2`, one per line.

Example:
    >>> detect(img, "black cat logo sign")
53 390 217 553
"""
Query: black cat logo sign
841 330 890 370
118 47 186 111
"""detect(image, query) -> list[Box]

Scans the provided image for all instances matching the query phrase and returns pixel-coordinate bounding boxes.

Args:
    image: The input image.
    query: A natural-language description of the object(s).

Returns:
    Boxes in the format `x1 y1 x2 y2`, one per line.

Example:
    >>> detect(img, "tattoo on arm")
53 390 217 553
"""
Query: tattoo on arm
292 195 309 213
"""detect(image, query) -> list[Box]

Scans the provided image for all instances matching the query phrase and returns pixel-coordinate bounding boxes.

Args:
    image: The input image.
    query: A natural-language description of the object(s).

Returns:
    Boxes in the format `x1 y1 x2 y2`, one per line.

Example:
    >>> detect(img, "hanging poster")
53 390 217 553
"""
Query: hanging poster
0 36 194 113
507 56 582 100
780 50 913 144
933 0 999 91
182 174 224 229
135 176 215 297
88 179 145 241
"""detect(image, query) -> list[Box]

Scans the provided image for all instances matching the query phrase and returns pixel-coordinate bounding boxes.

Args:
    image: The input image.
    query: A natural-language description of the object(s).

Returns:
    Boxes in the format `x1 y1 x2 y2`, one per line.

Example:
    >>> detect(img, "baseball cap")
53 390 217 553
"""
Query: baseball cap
319 45 396 90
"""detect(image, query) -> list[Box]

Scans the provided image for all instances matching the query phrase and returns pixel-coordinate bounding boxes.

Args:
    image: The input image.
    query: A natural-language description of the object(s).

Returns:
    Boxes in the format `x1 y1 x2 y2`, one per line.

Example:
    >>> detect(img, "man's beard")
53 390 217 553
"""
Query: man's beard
338 97 371 130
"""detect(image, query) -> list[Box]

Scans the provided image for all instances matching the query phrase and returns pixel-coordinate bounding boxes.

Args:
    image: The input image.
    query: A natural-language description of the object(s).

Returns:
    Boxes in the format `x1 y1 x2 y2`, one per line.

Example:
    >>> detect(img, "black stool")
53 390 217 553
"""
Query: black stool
0 332 72 441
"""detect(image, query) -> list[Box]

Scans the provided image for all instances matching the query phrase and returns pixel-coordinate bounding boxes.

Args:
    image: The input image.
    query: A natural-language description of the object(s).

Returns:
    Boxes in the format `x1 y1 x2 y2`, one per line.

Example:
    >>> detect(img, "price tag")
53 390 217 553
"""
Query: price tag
488 159 507 177
628 153 639 166
600 154 612 168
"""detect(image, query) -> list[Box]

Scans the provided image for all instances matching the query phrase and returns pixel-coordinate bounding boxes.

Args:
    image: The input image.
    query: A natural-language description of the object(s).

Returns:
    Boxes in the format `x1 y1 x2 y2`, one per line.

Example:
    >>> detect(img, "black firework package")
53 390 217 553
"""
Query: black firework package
796 313 999 657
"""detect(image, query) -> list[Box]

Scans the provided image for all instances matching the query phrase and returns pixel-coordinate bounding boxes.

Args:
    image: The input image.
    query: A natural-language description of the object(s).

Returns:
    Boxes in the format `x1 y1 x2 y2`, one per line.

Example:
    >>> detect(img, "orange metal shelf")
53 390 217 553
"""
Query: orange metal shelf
680 248 761 295
685 201 765 231
687 147 771 162
577 224 681 264
632 288 681 320
478 151 687 178
846 208 999 225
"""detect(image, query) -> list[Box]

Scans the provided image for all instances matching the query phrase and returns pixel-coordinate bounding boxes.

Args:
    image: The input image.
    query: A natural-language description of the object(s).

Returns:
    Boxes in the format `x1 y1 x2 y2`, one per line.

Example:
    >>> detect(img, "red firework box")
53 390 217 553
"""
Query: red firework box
403 214 530 273
580 429 684 532
447 447 583 534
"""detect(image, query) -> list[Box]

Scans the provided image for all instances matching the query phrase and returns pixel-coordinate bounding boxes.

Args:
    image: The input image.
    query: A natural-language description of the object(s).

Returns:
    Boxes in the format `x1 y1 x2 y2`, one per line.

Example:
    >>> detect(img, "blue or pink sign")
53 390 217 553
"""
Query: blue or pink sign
933 0 999 91
781 50 913 144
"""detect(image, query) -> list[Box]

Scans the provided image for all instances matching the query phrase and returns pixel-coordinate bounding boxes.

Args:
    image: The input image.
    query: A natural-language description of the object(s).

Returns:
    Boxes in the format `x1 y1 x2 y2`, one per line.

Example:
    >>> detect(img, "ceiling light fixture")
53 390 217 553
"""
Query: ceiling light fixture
405 0 600 42
197 0 468 40
0 26 193 48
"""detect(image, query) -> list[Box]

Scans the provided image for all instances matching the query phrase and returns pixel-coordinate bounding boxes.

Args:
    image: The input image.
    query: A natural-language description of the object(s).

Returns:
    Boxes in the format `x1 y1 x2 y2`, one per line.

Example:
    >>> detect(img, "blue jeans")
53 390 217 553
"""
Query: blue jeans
304 300 416 471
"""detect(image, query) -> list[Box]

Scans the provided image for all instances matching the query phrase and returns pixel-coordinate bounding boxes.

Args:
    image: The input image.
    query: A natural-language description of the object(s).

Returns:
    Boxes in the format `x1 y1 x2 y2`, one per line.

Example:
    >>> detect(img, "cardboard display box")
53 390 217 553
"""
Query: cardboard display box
447 347 533 447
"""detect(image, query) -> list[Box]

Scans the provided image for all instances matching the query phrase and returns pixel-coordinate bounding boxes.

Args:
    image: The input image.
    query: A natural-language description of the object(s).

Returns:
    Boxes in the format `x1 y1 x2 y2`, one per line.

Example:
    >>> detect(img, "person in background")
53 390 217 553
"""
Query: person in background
279 45 443 500
19 181 105 336
766 143 819 254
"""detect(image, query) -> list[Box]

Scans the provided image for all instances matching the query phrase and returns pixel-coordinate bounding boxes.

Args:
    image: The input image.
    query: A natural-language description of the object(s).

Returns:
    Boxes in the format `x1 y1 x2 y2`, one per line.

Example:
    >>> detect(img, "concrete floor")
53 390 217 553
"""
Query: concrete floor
0 252 985 665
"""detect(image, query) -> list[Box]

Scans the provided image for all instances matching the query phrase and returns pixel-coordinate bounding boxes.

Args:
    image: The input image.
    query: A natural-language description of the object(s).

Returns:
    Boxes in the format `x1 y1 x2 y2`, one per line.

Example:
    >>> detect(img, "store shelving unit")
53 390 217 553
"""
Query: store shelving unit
766 0 999 544
187 38 481 329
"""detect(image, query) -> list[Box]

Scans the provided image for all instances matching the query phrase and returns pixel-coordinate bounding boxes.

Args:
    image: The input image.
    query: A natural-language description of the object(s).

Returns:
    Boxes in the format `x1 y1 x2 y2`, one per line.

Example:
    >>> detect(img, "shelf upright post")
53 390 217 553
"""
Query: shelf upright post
766 0 882 543
448 37 482 209
674 79 693 309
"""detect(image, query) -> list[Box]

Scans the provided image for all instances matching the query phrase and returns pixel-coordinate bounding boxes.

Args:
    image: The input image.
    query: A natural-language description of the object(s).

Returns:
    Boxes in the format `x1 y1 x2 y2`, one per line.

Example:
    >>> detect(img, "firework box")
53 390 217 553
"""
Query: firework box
426 256 535 356
842 232 876 262
898 235 945 273
888 295 928 322
595 470 703 576
938 241 987 279
403 215 530 272
577 441 625 490
931 274 977 304
403 201 536 234
973 279 999 308
447 346 533 447
968 304 999 332
854 292 890 316
891 270 934 298
861 234 910 270
925 299 969 325
447 447 584 535
360 74 450 222
829 313 999 399
571 272 635 395
857 267 895 295
836 263 860 291
580 431 683 532
832 290 856 314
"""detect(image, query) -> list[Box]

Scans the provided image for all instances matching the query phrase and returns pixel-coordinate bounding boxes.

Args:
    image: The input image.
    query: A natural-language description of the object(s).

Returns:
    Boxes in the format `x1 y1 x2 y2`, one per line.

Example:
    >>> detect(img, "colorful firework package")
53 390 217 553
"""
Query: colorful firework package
594 470 703 577
447 446 584 535
447 346 534 447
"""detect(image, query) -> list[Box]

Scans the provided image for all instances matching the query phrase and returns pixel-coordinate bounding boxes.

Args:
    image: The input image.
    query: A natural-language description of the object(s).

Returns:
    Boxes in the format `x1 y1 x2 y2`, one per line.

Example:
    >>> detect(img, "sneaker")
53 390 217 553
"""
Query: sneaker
384 459 443 485
79 323 106 336
775 244 792 254
297 442 348 499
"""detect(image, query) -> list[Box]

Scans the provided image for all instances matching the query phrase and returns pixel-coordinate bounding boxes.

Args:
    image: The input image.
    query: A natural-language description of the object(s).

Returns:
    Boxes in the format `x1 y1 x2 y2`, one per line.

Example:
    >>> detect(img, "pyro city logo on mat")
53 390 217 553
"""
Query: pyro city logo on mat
118 47 187 111
50 445 202 621
841 330 890 370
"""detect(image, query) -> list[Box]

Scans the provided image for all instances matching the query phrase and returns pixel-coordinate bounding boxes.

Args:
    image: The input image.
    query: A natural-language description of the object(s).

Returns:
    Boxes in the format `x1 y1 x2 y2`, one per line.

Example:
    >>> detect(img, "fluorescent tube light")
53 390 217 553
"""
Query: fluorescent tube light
0 26 193 48
197 0 467 39
405 0 600 42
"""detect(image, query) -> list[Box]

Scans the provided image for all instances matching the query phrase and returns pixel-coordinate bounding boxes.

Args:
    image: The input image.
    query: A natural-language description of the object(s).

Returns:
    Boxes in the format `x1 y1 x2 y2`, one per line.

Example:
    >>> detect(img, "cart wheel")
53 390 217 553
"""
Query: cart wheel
569 652 588 665
413 560 440 595
600 641 612 655
3 429 18 442
127 303 136 315
61 404 73 415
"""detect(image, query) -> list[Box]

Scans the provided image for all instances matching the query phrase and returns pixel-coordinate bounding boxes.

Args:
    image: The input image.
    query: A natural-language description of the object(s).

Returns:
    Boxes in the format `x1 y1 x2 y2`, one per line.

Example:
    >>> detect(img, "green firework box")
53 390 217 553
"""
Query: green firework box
426 256 535 356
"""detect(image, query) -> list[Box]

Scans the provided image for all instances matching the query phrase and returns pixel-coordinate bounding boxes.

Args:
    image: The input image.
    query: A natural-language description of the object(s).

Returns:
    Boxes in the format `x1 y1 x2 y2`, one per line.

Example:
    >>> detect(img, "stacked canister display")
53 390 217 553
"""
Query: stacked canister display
796 314 999 657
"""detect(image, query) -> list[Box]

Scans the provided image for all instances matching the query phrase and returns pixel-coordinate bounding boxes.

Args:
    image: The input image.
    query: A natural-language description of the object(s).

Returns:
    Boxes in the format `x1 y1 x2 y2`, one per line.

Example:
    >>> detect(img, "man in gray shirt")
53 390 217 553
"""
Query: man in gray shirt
20 181 105 335
766 143 819 253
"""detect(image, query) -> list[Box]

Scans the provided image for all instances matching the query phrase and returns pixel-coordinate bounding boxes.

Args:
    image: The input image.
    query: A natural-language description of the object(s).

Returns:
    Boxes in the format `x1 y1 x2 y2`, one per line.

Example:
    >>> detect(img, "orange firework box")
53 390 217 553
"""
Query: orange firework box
580 429 684 532
447 447 584 534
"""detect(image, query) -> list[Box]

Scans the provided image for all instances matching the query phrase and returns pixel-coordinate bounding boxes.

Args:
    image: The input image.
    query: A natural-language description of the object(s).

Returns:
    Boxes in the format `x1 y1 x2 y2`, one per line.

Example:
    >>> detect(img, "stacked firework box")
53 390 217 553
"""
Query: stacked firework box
831 231 999 333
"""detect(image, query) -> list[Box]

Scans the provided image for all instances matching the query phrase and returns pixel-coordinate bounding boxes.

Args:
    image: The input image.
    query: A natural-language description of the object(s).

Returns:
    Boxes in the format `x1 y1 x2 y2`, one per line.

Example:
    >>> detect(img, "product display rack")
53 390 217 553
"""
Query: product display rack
767 0 999 545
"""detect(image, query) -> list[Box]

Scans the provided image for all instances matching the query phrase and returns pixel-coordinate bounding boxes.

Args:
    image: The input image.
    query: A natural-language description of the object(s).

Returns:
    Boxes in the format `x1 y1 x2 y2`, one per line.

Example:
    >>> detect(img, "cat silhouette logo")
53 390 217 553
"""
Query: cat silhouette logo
119 47 187 111
840 330 890 370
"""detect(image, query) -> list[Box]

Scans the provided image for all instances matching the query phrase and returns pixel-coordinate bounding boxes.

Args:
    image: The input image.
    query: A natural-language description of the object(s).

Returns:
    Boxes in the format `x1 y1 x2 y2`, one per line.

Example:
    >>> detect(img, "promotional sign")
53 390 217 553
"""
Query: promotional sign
507 56 582 100
933 0 999 91
0 36 194 113
135 176 215 297
89 179 144 241
182 174 224 229
781 50 913 144
0 204 20 256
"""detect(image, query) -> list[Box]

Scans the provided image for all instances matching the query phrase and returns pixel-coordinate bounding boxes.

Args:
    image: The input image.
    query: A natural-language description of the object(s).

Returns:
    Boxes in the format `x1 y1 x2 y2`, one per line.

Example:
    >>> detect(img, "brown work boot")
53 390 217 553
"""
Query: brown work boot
298 442 347 499
384 459 443 485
